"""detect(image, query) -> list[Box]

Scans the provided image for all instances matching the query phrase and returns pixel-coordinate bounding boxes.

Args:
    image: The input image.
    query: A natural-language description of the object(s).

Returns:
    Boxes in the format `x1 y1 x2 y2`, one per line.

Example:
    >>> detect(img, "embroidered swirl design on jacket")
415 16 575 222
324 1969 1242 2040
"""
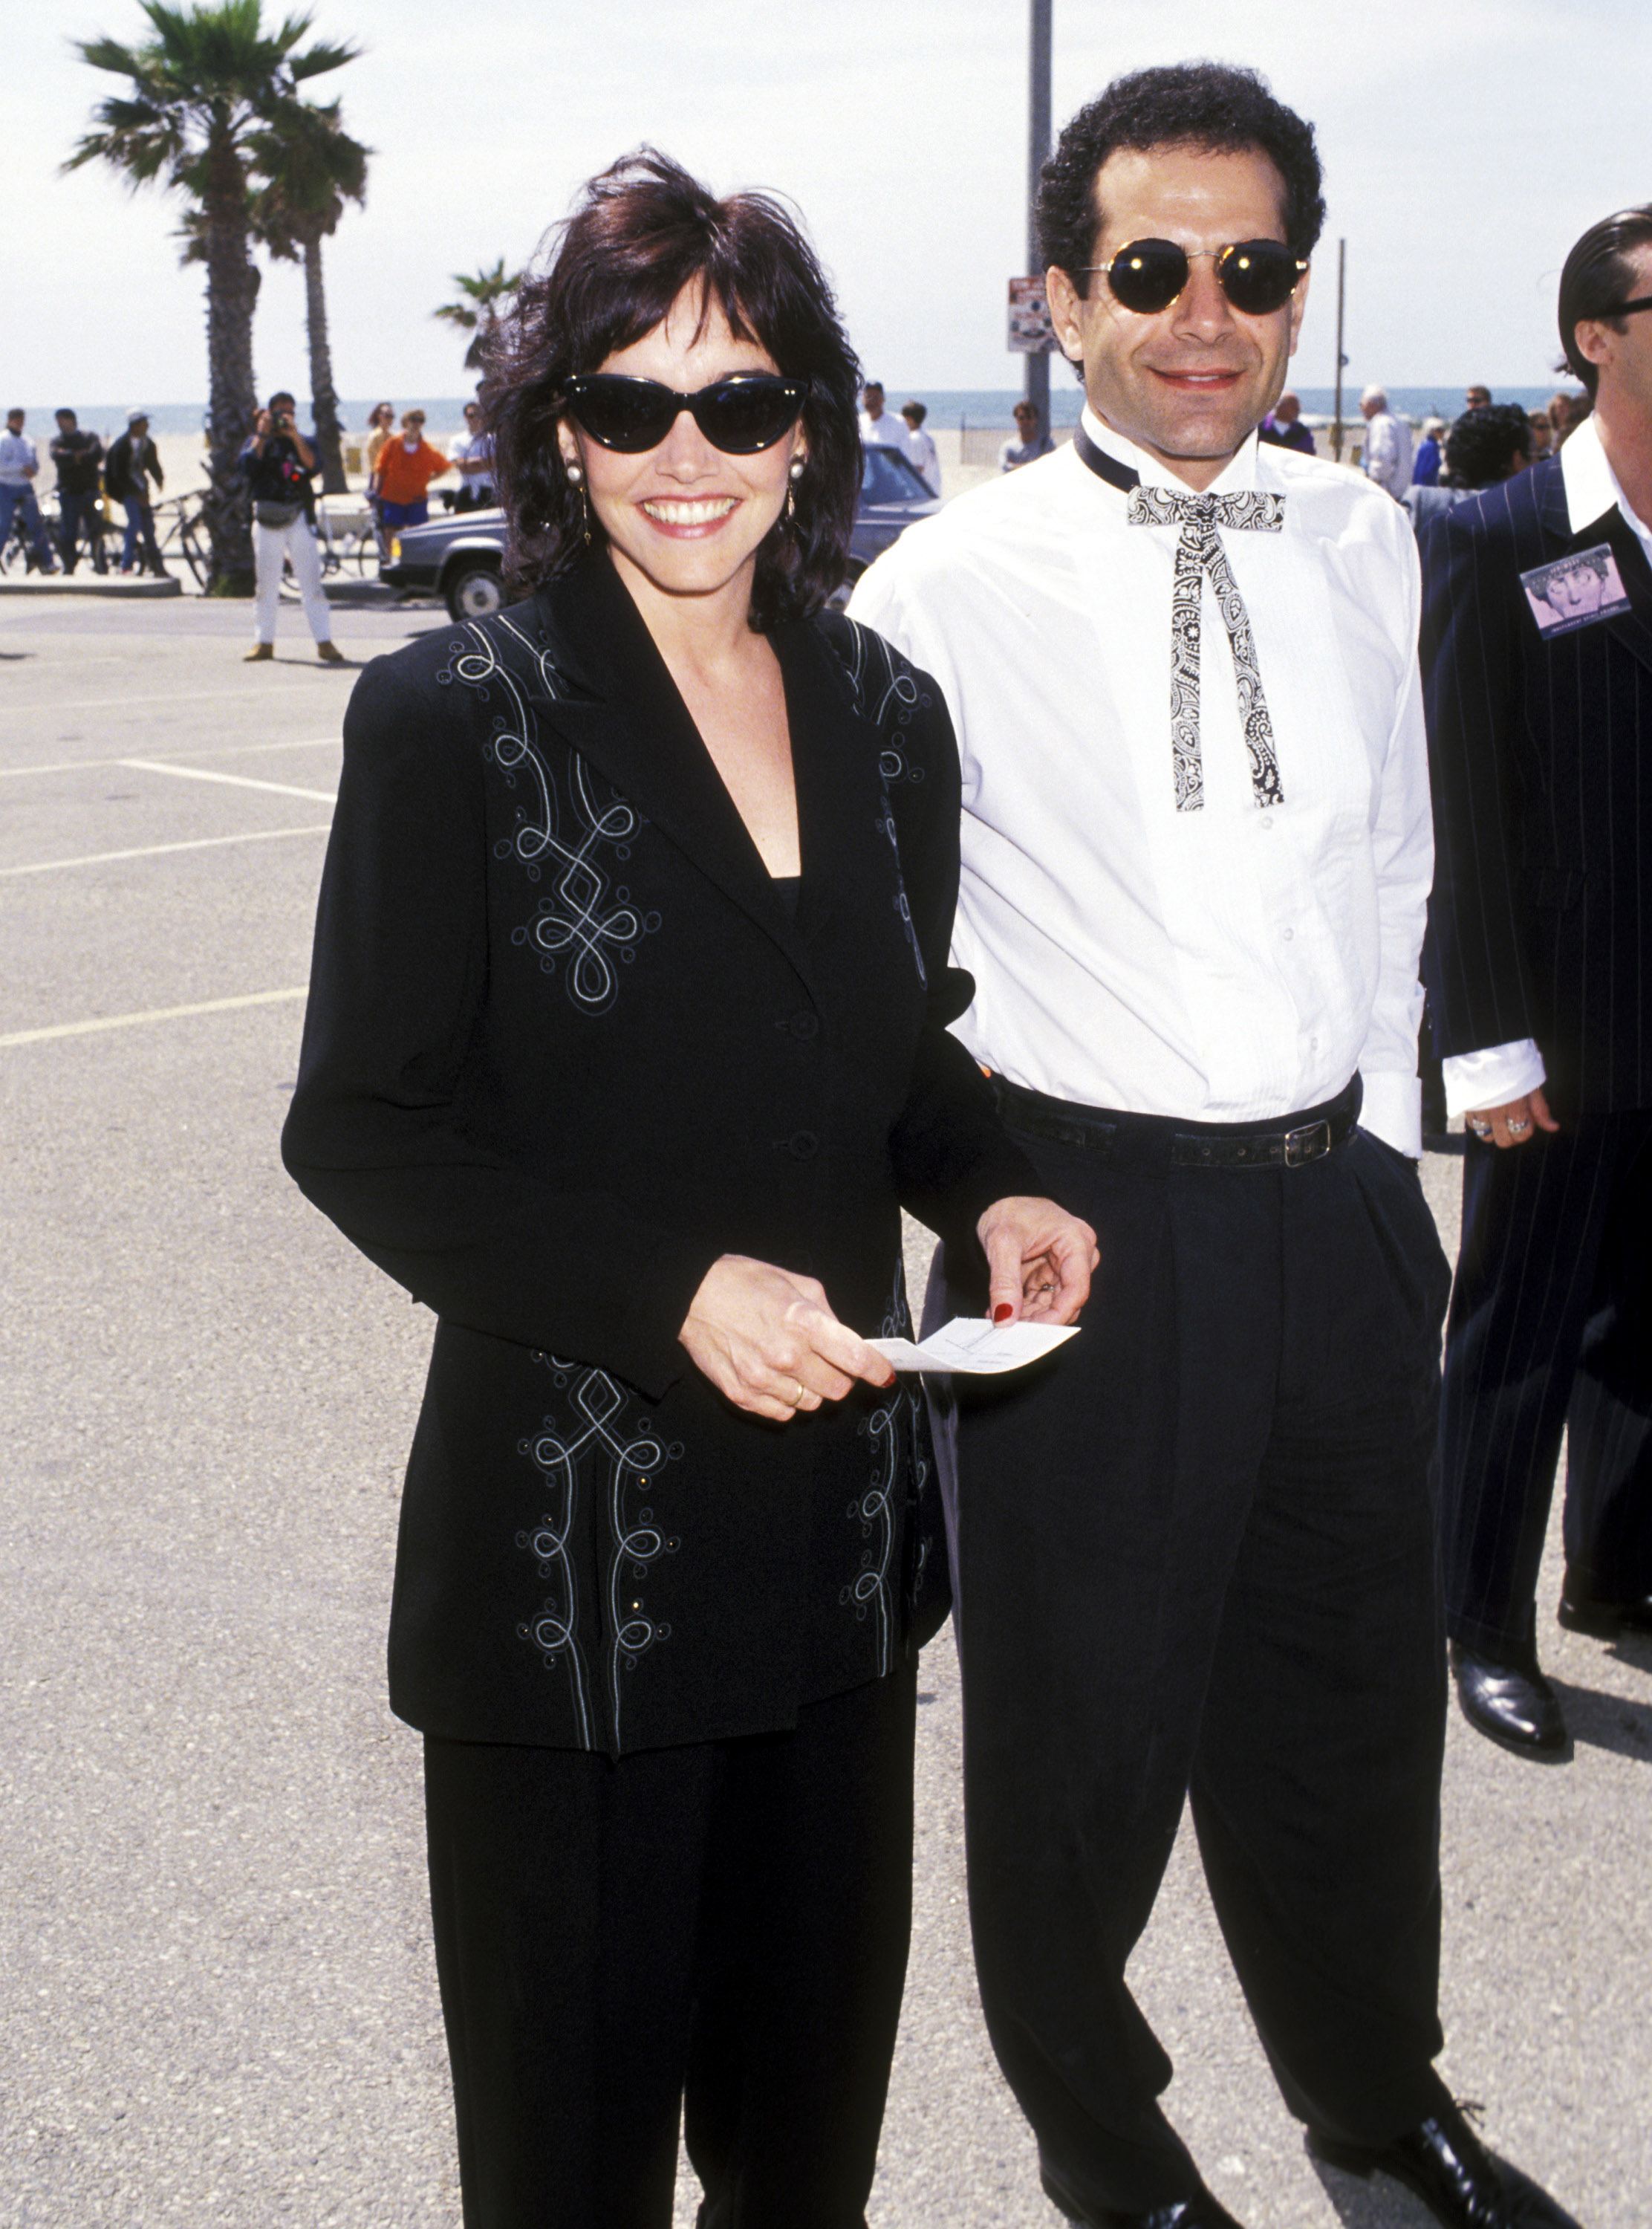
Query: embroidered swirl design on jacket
830 617 929 988
842 1269 914 1674
516 1356 682 1751
1126 487 1286 813
441 612 660 1014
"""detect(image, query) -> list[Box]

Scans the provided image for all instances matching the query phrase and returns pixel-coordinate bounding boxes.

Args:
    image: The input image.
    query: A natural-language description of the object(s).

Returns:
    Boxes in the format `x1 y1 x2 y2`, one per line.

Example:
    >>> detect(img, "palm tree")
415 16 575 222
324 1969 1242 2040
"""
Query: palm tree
434 259 524 372
65 1 358 589
247 100 371 493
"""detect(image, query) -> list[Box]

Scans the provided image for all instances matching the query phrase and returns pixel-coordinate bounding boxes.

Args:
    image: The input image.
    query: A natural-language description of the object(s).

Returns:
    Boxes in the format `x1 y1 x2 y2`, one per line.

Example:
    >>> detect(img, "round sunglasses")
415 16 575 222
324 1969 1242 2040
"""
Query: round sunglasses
560 373 807 455
1083 239 1308 318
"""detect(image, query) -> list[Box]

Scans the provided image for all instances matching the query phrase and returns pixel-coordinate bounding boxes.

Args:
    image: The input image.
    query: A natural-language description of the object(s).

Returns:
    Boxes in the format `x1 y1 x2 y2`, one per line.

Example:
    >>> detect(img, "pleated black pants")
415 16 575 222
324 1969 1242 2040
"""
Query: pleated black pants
929 1119 1454 2216
423 1664 916 2229
1440 1110 1652 1656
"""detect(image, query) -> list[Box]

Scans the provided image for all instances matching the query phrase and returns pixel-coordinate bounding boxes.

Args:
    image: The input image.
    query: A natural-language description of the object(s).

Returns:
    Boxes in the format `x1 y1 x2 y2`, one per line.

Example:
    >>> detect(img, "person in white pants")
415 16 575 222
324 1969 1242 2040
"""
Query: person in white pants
238 391 345 664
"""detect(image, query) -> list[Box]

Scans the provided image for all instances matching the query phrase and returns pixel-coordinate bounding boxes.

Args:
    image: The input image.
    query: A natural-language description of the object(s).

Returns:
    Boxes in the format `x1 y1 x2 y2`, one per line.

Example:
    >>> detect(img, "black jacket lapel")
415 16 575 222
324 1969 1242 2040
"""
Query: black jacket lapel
494 559 816 965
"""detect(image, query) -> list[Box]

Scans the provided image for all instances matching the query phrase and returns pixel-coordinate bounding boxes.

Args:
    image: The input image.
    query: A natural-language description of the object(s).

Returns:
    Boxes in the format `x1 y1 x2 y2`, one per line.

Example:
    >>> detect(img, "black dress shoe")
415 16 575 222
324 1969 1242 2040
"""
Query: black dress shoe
1307 2099 1579 2226
1039 2164 1247 2228
1557 1565 1652 1638
1450 1641 1568 1759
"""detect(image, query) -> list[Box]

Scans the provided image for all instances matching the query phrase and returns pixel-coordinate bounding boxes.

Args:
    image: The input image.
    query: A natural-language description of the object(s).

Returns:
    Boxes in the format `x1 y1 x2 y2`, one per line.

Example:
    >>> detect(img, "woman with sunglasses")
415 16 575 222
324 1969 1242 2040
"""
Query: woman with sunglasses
283 149 1094 2229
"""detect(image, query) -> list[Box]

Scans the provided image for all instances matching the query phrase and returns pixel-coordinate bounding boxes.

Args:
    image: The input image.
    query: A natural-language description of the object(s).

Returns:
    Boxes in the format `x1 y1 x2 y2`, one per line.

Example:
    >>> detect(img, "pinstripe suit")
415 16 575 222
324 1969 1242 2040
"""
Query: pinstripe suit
1420 444 1652 1654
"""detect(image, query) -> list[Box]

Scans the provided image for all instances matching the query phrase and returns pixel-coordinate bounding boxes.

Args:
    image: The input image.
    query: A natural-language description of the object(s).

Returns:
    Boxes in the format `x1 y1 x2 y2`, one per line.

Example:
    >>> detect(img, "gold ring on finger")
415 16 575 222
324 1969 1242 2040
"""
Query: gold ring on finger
791 1380 806 1406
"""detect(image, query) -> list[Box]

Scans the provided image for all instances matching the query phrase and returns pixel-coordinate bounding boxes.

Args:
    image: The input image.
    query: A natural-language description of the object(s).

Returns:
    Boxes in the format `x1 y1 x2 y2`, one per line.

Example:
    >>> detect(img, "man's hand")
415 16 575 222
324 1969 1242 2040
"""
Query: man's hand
978 1197 1099 1325
680 1255 897 1423
1464 1087 1559 1149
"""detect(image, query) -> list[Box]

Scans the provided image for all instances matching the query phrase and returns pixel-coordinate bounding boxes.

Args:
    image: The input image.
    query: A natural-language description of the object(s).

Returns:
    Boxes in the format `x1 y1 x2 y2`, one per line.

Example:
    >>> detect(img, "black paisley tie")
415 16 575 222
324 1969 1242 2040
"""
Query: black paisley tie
1126 485 1286 814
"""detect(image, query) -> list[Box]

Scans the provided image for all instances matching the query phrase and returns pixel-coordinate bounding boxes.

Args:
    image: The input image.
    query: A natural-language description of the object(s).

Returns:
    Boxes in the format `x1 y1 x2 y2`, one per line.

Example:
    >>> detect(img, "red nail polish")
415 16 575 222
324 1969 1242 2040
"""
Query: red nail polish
992 1303 1014 1324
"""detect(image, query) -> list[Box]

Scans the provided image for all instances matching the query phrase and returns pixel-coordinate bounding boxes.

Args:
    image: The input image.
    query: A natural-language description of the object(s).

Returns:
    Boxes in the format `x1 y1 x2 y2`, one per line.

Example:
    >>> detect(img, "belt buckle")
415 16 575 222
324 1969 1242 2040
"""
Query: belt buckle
1283 1117 1332 1168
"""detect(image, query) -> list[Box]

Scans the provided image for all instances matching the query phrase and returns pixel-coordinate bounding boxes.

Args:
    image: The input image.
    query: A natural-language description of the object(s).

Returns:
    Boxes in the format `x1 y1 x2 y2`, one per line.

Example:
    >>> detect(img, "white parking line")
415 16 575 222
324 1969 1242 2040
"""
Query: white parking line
0 986 308 1049
0 737 337 781
119 758 339 802
0 684 342 720
0 824 333 877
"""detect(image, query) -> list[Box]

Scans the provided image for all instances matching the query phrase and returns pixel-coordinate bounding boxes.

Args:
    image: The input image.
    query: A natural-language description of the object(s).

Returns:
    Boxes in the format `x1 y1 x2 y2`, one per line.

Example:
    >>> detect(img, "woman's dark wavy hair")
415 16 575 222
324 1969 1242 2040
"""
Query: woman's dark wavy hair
1558 205 1652 400
484 149 861 629
1038 62 1327 299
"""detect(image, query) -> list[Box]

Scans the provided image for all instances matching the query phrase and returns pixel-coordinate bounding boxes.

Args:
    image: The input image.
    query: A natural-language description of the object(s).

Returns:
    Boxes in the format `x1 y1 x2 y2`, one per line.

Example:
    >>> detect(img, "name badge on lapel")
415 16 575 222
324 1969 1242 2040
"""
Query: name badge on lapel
1521 545 1631 637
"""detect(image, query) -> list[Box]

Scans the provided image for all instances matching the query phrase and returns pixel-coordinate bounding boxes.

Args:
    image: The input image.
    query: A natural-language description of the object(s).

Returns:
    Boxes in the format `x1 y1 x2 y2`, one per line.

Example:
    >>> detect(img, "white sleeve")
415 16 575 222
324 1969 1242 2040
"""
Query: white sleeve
1356 522 1431 1158
1443 1041 1547 1120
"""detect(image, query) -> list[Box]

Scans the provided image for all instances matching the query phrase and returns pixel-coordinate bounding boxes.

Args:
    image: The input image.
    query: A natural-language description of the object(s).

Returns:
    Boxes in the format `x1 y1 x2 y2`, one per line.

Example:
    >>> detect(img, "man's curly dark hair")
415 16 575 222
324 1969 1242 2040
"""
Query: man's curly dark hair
1037 62 1327 296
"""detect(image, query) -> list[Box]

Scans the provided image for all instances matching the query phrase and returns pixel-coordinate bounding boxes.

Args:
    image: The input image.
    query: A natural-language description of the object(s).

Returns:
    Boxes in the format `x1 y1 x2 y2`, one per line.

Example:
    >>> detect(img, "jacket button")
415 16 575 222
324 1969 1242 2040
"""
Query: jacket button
791 1013 819 1039
789 1130 819 1159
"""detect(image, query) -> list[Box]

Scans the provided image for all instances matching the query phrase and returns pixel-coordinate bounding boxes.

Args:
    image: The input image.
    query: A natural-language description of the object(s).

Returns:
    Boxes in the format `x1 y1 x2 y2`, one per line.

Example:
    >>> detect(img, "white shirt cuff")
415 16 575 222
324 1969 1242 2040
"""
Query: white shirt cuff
1442 1041 1547 1120
1356 1070 1422 1158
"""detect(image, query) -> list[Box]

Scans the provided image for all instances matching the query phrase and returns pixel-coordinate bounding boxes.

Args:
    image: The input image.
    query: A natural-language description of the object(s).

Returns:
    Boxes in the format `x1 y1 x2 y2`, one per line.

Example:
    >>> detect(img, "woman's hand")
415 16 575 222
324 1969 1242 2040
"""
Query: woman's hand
680 1255 897 1423
1463 1087 1559 1149
978 1197 1099 1325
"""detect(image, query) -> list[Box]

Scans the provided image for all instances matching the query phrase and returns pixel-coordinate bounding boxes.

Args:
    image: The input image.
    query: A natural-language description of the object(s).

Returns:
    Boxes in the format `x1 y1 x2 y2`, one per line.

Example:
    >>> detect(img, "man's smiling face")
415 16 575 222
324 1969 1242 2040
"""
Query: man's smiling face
1045 141 1308 491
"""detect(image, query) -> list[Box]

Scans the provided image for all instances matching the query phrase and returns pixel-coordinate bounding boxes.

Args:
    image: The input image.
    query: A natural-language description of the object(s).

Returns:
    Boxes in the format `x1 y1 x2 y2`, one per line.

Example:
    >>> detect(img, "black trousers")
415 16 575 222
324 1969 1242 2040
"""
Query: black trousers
930 1118 1453 2216
1440 1110 1652 1656
423 1665 916 2229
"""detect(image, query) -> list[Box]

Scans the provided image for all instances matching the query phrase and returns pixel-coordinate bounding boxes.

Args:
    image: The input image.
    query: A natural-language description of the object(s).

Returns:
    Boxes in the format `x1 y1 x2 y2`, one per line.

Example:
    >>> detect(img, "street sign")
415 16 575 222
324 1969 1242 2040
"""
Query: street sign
1009 276 1056 354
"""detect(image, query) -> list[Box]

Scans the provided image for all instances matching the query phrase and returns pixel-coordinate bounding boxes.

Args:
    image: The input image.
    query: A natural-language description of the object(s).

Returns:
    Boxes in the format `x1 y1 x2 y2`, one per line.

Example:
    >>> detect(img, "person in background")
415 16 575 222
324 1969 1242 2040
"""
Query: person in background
998 398 1054 470
1403 403 1532 533
1548 388 1590 448
1257 386 1315 452
1411 415 1447 486
1421 203 1652 1764
1358 384 1413 495
900 399 941 493
452 400 496 510
856 379 906 454
364 401 396 476
0 409 59 571
103 409 165 574
1466 383 1492 410
371 409 450 531
1527 410 1553 462
48 409 106 573
239 389 345 666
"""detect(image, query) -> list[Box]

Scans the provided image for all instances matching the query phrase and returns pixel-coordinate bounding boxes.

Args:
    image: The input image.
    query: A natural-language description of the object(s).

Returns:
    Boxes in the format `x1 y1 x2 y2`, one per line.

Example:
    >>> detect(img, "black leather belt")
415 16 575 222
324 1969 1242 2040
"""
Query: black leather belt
989 1074 1362 1171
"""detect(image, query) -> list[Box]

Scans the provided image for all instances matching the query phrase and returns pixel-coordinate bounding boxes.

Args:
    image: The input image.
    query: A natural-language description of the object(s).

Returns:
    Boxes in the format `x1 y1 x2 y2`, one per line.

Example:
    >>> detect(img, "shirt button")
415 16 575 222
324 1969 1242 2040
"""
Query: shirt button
791 1013 819 1040
1281 927 1295 941
789 1130 819 1160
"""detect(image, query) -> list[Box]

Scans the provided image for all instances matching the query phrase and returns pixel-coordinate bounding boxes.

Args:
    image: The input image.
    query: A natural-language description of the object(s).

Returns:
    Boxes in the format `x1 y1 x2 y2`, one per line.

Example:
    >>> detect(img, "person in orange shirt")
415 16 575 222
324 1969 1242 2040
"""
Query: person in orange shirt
371 409 451 528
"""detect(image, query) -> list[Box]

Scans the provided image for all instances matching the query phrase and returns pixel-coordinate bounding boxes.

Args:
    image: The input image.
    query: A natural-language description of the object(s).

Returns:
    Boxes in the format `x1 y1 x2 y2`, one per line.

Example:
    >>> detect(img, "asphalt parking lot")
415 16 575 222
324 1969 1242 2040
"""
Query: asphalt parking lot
1 590 1647 2228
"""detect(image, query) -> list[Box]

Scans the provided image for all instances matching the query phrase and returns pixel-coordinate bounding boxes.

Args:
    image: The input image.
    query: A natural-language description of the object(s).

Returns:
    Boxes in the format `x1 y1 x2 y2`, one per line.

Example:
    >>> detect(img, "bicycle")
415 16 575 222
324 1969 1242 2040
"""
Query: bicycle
150 492 211 587
314 498 386 577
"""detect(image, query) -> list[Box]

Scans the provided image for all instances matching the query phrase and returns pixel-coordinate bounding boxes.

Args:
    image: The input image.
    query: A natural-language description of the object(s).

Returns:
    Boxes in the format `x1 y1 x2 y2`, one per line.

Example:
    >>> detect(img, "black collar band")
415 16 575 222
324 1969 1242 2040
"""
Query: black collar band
1074 424 1142 493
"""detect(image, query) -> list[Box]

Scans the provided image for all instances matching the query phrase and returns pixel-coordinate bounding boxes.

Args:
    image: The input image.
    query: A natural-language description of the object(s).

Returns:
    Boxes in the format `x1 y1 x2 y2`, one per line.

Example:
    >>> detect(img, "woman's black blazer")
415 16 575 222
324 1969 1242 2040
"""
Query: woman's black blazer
282 554 1037 1758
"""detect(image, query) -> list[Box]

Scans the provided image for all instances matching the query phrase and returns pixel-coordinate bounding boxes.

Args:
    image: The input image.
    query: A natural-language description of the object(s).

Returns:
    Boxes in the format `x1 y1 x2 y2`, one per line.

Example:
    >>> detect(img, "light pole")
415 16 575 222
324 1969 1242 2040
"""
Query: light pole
1025 0 1052 429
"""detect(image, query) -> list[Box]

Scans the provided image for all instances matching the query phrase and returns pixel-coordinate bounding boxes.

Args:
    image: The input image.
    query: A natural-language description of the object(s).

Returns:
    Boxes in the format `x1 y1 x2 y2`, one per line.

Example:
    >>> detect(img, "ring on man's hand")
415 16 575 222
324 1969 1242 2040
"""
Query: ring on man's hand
1507 1117 1530 1135
1469 1118 1493 1138
790 1380 805 1406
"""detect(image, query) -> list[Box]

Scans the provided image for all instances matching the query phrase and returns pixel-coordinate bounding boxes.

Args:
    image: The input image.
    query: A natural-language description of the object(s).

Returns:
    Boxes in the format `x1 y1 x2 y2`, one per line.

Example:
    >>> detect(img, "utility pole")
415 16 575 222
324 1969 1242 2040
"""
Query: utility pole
1025 0 1053 429
1332 237 1347 461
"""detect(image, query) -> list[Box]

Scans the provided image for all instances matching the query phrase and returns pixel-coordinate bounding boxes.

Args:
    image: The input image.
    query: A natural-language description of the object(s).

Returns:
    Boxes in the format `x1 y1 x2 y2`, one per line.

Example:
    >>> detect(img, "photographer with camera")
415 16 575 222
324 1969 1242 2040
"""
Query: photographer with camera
238 390 345 665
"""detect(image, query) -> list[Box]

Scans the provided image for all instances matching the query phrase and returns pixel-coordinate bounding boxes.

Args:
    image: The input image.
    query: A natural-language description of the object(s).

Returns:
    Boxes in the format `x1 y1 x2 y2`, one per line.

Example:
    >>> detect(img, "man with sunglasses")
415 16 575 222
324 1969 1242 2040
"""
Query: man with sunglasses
853 59 1572 2229
1422 205 1652 1770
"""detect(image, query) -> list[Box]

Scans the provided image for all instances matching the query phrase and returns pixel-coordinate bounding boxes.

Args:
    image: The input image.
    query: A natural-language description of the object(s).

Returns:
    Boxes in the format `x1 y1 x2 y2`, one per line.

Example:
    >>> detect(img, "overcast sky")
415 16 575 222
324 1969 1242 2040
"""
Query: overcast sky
8 0 1649 413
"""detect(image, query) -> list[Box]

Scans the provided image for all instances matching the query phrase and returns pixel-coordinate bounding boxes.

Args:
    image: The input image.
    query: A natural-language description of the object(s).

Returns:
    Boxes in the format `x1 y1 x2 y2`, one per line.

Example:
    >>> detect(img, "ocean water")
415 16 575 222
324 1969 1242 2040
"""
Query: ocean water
34 382 1577 444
